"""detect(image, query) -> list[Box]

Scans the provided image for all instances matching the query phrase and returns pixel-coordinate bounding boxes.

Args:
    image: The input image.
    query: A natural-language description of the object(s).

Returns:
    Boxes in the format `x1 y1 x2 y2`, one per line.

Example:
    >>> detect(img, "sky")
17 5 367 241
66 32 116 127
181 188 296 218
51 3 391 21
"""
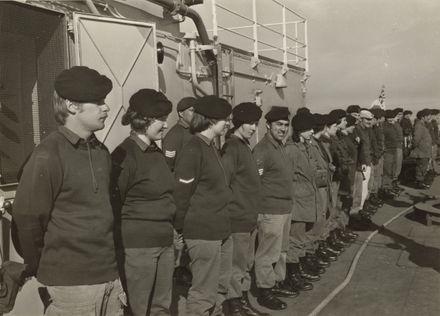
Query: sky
289 0 440 113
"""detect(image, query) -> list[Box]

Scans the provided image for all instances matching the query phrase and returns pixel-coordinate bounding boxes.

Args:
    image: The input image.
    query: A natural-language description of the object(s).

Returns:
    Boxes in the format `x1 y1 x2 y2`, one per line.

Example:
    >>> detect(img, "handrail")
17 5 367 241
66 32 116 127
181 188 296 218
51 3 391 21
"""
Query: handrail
209 0 308 71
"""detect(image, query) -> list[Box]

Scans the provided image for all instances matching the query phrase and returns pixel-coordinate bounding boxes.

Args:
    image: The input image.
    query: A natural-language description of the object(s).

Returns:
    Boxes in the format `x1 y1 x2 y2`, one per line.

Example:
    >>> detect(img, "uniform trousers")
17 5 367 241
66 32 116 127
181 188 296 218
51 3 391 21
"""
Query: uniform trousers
351 166 371 213
371 157 384 194
415 158 430 182
287 221 315 263
329 181 346 230
310 187 330 241
383 149 396 188
45 279 125 316
227 230 256 299
186 237 233 316
432 145 439 172
394 148 403 181
255 213 291 289
124 246 174 316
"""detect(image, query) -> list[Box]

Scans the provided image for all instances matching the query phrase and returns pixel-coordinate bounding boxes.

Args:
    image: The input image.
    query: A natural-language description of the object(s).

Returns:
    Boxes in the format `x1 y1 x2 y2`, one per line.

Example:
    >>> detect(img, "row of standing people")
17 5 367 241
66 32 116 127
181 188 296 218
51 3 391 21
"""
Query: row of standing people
12 66 438 316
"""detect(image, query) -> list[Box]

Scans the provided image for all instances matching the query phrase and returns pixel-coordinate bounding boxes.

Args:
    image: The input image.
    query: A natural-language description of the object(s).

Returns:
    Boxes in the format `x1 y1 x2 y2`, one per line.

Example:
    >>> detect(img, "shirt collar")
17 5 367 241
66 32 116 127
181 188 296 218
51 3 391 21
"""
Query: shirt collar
58 126 82 145
231 134 250 146
129 131 150 152
265 132 283 148
196 133 213 145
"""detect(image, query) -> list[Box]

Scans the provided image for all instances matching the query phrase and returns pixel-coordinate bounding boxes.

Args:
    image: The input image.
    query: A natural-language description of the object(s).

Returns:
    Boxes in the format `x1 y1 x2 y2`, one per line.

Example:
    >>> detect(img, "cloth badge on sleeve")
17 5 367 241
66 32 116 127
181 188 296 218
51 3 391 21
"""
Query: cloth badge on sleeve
258 168 264 176
165 150 176 158
179 178 195 184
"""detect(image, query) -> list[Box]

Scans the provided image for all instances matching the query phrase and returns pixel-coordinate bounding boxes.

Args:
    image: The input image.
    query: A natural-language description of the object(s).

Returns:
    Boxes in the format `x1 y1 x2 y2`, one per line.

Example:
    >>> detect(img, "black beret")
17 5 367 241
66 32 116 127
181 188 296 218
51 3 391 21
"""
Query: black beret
385 109 396 119
177 97 196 112
431 109 440 115
326 112 340 126
54 66 112 102
346 105 361 113
395 107 404 113
129 89 172 119
312 113 327 127
265 106 290 122
370 108 385 119
417 109 431 119
232 102 262 125
329 109 346 121
296 107 311 115
291 113 315 132
346 115 357 127
194 95 232 119
403 110 413 115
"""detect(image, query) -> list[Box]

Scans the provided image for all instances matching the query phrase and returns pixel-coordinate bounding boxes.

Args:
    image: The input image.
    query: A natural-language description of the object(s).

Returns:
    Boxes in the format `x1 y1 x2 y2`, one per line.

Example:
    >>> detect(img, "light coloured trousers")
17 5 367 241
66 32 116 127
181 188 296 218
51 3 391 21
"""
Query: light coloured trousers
45 279 125 316
351 166 371 213
186 237 233 316
227 231 256 299
254 213 291 289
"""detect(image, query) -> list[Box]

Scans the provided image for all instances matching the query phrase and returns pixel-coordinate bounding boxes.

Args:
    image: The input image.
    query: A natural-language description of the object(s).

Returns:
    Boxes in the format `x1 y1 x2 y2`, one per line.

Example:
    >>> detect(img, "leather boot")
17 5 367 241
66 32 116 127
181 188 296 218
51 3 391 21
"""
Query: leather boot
298 261 320 282
286 263 313 291
257 288 287 310
327 231 345 252
300 255 325 275
228 298 244 316
337 229 356 244
318 240 339 258
241 292 269 316
272 280 299 298
306 252 329 269
316 246 337 262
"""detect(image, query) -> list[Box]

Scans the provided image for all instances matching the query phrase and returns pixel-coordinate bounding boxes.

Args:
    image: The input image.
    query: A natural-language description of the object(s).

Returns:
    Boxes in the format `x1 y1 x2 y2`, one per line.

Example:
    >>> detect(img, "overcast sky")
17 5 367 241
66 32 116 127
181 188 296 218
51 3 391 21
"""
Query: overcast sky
291 0 440 113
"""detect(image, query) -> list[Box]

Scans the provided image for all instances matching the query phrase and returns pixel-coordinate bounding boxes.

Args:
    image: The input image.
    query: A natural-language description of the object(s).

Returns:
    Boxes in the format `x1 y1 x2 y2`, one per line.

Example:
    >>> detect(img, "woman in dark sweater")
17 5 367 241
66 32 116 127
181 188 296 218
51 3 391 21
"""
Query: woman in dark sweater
111 89 174 316
173 95 232 316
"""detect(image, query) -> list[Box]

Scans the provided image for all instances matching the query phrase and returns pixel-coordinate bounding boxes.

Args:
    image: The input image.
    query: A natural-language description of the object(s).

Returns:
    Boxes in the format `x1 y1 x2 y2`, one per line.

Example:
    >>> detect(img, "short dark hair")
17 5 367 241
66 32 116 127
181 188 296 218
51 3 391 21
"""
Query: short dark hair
121 108 154 133
190 111 215 134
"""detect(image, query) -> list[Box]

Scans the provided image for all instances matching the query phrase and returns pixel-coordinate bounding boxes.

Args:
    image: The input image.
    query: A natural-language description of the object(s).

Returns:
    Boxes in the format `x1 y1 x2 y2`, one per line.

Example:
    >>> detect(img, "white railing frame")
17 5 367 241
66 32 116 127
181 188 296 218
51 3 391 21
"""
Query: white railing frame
209 0 308 71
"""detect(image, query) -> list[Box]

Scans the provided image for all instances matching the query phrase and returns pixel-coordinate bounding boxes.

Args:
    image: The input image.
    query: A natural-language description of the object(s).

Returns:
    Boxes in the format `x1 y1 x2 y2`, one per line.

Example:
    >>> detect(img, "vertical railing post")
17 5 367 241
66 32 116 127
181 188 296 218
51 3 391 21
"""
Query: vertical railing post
282 4 287 68
252 0 259 65
211 0 218 43
304 19 309 72
295 22 299 65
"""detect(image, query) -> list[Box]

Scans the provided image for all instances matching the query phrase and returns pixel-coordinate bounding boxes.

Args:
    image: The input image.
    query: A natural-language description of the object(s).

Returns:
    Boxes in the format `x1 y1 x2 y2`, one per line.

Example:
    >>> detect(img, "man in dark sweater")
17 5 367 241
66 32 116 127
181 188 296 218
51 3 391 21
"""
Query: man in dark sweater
382 110 399 195
393 108 404 188
252 106 293 310
12 66 125 315
162 96 195 286
401 110 413 156
162 96 195 171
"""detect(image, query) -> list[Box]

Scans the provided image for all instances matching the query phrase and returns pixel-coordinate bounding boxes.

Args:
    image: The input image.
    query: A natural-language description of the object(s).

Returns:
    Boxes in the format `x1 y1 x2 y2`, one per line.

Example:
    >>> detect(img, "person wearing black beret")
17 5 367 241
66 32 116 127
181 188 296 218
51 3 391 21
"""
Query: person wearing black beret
162 96 196 287
401 110 414 150
13 66 127 315
111 88 174 316
252 106 292 310
163 97 196 171
391 108 404 191
173 95 233 316
284 113 319 293
428 109 440 176
309 114 344 264
410 109 433 188
220 102 265 316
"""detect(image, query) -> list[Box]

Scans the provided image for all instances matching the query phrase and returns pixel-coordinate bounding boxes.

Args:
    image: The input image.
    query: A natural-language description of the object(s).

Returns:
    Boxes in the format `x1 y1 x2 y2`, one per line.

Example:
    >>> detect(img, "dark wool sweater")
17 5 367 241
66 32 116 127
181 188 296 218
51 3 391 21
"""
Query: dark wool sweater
252 133 292 214
13 127 118 286
174 134 231 240
221 135 261 233
162 120 193 171
111 133 176 248
383 121 399 150
355 125 373 166
400 118 413 137
393 123 403 148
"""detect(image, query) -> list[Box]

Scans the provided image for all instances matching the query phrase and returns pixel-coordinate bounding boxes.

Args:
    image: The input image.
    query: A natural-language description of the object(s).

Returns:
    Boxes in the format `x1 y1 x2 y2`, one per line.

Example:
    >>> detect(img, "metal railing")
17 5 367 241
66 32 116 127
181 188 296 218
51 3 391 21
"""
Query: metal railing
208 0 308 71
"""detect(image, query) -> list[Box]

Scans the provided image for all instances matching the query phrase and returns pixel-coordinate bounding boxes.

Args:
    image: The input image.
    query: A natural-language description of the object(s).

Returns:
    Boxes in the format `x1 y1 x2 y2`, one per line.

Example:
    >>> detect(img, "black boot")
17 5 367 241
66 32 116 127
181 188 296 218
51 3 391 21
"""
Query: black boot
327 231 345 252
241 292 269 316
272 280 299 298
286 263 313 291
316 245 337 262
257 288 287 310
228 298 244 316
336 228 356 244
298 261 320 282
